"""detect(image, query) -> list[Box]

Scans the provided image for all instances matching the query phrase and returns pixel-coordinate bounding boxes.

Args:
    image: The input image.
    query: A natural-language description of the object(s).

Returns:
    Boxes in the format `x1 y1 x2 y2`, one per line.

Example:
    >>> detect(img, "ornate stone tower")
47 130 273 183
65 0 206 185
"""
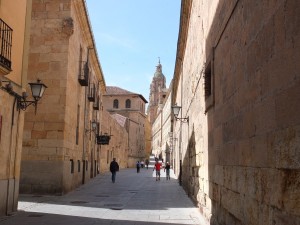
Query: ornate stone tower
147 59 167 124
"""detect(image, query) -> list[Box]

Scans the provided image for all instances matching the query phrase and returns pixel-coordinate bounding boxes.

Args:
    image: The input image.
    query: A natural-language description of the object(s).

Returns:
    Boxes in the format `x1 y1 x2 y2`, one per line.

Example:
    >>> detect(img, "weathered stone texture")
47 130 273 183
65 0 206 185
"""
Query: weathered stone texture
99 109 129 171
21 0 125 195
173 0 300 224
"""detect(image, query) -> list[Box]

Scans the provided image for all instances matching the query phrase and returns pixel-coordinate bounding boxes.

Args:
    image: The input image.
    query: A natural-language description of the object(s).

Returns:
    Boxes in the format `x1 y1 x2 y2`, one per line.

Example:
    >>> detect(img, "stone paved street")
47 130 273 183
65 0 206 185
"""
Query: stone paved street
0 159 206 225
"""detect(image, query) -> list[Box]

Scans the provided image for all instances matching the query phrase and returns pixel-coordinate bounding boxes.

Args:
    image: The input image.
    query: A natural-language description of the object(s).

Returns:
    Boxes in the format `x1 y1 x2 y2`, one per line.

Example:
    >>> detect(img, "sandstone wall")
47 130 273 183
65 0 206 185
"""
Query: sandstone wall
99 109 128 172
0 0 31 215
20 0 106 194
174 0 300 224
102 94 147 166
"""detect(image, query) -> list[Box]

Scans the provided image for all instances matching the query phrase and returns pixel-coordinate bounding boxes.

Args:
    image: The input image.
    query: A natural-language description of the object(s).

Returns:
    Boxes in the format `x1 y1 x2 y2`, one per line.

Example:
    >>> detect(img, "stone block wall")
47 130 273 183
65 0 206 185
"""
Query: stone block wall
174 0 300 224
21 0 73 194
99 109 128 172
0 0 31 215
21 0 112 194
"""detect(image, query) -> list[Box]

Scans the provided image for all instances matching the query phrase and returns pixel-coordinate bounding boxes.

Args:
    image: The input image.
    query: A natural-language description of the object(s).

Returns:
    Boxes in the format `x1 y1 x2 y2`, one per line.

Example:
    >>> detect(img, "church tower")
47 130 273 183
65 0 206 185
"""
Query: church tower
147 59 167 124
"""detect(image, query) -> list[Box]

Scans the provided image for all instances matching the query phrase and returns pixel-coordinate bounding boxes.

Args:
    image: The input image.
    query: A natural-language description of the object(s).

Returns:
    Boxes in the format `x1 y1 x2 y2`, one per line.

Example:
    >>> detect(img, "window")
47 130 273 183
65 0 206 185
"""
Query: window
204 62 212 98
78 46 82 73
76 105 80 145
88 83 95 102
125 99 131 108
204 48 215 113
70 159 74 173
78 160 80 172
113 99 119 108
78 46 89 86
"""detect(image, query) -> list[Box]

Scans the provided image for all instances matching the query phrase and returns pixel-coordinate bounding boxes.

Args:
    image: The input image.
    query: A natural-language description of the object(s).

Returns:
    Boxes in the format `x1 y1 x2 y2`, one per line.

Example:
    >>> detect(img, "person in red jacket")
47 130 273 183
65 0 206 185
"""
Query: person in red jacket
153 160 161 181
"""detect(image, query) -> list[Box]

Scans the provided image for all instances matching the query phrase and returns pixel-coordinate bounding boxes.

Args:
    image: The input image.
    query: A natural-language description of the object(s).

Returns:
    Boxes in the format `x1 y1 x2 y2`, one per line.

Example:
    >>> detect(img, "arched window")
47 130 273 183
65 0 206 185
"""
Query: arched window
126 99 131 108
113 99 119 108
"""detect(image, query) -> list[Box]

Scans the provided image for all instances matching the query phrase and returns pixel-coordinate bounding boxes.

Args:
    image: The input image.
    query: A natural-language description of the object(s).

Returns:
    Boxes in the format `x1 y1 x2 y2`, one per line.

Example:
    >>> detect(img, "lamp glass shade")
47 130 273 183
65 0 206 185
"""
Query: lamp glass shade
172 105 181 117
29 80 47 100
91 121 97 129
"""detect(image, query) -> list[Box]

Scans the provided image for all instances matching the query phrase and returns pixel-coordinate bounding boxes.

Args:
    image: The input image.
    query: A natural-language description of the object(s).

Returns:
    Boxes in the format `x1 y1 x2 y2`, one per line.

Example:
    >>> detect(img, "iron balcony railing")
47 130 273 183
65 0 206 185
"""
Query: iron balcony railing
78 61 89 86
0 19 12 73
93 95 100 110
88 83 95 102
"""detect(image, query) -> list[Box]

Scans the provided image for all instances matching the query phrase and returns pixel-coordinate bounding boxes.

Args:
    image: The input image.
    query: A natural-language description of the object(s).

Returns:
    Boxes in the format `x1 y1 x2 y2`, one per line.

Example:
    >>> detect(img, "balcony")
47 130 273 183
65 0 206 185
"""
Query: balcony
0 19 12 76
93 95 100 110
78 61 89 86
87 83 95 102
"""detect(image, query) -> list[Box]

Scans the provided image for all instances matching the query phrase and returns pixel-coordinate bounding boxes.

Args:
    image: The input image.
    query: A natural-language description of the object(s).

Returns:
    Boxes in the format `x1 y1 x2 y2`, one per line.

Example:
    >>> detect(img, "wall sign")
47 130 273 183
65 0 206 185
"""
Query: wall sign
97 135 110 145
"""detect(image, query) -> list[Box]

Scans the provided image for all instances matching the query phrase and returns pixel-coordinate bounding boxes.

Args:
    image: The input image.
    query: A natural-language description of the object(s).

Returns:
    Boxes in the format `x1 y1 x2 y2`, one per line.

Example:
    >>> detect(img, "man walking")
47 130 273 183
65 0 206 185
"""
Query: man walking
110 158 119 183
164 162 171 180
145 159 149 169
136 161 141 173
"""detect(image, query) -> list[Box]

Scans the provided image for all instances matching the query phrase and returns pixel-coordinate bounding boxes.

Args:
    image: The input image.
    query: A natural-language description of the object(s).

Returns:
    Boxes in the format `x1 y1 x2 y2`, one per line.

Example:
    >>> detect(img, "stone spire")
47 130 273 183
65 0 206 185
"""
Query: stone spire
147 59 167 124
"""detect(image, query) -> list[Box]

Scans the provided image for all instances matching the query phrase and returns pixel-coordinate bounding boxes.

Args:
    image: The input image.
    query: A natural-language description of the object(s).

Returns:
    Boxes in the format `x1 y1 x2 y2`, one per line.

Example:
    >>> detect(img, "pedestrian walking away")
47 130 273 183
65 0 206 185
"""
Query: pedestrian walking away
164 162 171 180
109 158 119 183
145 159 149 169
136 161 141 173
153 160 161 181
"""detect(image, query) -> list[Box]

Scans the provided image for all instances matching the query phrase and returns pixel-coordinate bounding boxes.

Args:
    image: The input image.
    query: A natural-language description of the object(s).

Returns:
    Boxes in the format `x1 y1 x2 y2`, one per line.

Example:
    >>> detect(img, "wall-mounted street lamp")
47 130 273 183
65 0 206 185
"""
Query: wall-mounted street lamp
171 104 189 123
1 79 47 112
85 120 98 134
19 80 47 111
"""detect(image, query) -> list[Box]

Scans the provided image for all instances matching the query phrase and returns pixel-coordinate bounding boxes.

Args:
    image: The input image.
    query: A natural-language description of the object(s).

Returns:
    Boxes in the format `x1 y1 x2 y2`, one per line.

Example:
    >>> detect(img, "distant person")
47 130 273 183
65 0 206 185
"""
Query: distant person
145 159 149 169
141 160 144 168
109 158 119 183
153 160 161 181
164 162 171 180
136 161 141 173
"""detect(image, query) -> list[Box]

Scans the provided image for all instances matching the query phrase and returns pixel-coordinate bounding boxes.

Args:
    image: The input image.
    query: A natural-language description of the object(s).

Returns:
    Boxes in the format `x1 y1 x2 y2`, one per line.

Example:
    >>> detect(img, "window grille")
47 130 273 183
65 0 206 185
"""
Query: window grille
88 83 95 102
0 19 12 72
204 62 212 98
78 61 89 86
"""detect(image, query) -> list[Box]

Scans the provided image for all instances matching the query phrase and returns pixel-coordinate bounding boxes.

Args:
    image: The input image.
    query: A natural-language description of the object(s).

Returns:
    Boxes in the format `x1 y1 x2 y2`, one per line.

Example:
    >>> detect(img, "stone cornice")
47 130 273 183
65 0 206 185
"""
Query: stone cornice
172 0 193 104
73 0 106 92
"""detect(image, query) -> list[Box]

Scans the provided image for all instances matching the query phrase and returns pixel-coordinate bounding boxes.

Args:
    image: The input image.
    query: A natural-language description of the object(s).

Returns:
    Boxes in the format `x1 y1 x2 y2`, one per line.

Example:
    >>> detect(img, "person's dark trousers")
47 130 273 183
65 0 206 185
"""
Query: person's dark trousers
111 171 116 183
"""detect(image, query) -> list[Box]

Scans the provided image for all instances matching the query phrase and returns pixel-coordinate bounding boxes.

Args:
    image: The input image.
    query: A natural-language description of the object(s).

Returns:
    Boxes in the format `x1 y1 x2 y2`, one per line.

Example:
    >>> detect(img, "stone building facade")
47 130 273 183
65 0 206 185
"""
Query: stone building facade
147 61 168 125
20 0 128 195
171 0 300 224
152 109 162 159
98 110 128 173
102 86 148 167
144 118 152 159
0 0 32 215
151 87 173 165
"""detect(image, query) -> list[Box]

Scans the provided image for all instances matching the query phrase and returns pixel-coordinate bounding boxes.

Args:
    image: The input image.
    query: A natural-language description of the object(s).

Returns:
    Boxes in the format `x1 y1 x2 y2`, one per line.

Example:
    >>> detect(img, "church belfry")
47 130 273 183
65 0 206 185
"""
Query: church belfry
147 59 167 124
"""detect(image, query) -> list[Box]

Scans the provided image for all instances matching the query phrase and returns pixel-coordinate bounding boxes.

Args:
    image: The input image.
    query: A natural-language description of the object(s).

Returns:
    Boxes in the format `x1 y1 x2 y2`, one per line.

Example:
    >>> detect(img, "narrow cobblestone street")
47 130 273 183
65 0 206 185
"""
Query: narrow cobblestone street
0 157 206 225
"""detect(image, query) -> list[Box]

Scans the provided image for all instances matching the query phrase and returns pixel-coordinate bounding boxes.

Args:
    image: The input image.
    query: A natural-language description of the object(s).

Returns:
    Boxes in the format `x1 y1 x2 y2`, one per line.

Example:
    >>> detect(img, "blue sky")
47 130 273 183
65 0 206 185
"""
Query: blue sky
85 0 181 101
